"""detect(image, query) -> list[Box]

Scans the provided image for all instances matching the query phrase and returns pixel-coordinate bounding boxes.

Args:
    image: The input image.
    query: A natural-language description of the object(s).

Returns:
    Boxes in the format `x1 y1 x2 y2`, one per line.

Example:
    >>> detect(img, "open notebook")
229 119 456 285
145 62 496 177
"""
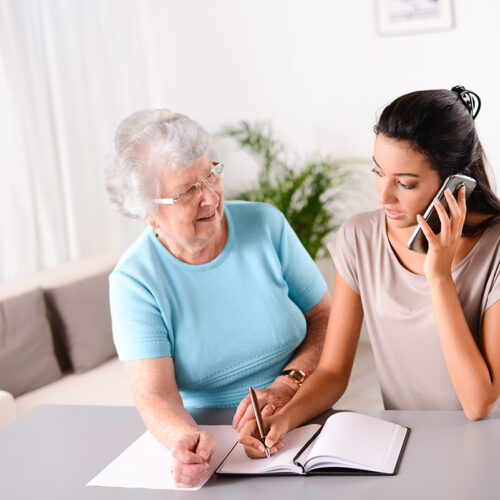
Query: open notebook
216 412 409 476
88 412 409 490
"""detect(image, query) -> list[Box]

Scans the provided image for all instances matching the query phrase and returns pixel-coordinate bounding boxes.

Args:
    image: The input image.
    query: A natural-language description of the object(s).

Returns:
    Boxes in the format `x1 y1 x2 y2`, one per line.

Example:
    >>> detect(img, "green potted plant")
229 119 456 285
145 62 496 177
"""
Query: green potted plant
221 121 351 260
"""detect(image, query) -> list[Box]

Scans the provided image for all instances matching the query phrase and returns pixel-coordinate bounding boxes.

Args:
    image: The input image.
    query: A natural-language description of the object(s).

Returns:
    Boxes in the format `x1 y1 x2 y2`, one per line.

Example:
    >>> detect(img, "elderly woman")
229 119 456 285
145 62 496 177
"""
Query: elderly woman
104 108 330 488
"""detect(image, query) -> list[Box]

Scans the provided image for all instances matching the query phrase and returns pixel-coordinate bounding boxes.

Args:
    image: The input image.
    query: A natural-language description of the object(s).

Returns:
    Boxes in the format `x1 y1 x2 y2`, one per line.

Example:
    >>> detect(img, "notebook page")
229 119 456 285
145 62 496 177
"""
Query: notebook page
87 425 237 490
305 412 404 473
217 423 320 474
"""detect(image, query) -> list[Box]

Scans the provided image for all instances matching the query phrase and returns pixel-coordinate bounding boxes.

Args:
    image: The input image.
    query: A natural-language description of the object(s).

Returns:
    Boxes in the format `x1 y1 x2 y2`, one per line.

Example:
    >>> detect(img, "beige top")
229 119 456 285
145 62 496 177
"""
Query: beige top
328 209 500 410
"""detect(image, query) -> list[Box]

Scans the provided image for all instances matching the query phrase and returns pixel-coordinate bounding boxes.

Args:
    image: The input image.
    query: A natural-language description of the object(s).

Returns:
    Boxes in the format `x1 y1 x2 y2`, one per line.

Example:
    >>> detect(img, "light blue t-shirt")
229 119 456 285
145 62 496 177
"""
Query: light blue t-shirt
109 201 326 407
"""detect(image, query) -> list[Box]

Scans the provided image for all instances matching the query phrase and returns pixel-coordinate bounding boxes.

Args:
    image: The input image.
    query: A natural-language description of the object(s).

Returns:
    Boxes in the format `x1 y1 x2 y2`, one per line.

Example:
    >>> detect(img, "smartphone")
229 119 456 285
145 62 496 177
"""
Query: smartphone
407 174 477 253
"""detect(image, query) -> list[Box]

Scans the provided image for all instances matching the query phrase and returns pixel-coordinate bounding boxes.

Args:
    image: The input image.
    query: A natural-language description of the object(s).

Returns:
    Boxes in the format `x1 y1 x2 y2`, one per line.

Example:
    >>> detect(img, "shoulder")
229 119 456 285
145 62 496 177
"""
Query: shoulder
226 201 285 233
111 227 156 280
226 200 284 220
338 209 384 240
327 209 384 259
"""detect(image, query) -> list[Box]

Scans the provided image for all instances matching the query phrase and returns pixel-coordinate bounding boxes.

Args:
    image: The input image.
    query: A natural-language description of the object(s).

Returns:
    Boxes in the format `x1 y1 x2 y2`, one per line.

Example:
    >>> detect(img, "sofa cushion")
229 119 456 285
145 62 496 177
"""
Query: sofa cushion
45 272 116 373
0 288 62 396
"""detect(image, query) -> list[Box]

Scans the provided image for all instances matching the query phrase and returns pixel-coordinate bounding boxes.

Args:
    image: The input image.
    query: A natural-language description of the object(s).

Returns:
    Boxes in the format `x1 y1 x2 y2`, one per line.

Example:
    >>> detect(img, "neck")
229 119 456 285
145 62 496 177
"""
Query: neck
386 223 415 247
158 216 228 265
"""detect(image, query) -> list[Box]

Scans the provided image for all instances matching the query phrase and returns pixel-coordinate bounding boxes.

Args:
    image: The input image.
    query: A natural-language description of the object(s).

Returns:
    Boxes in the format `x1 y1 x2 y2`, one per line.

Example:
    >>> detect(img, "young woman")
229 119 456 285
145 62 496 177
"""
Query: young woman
239 86 500 457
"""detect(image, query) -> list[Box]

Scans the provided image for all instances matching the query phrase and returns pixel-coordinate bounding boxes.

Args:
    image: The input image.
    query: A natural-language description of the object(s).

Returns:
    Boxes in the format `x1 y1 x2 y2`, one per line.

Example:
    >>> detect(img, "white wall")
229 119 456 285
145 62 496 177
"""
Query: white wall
2 0 499 278
143 0 500 197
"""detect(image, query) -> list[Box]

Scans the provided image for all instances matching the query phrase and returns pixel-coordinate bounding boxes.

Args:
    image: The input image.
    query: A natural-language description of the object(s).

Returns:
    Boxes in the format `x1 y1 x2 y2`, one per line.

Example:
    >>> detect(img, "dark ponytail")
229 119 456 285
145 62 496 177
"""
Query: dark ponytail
374 87 500 236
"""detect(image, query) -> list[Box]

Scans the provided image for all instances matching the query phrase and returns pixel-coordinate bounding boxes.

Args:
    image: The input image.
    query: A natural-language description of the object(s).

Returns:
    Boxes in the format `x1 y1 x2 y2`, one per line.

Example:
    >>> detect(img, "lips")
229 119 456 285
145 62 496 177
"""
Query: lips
196 213 215 222
385 207 403 220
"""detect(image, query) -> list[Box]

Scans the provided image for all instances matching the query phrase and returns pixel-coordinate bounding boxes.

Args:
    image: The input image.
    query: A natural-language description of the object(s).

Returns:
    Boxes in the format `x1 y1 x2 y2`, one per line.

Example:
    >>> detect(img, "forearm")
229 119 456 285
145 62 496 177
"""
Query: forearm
280 288 358 429
276 324 325 395
276 292 331 393
279 366 349 430
134 390 199 448
428 276 495 419
284 318 325 374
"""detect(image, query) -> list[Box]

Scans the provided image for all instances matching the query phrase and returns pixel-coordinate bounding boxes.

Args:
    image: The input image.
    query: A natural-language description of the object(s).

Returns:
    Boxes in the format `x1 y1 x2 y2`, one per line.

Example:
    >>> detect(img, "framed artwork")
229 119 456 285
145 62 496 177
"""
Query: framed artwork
375 0 455 36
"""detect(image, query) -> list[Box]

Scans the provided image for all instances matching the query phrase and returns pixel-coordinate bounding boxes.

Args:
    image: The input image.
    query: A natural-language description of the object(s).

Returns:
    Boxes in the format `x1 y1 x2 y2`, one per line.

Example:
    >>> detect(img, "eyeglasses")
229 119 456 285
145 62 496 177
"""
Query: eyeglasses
153 162 224 206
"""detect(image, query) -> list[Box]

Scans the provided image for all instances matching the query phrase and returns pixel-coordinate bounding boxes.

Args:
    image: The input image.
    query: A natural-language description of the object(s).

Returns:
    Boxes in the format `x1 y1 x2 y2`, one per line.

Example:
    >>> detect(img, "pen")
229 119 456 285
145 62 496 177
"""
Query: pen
249 386 271 459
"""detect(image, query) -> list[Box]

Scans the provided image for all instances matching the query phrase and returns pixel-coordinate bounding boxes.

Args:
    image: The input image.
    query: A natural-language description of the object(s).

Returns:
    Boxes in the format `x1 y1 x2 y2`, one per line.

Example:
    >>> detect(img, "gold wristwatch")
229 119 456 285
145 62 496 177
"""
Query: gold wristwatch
280 369 306 386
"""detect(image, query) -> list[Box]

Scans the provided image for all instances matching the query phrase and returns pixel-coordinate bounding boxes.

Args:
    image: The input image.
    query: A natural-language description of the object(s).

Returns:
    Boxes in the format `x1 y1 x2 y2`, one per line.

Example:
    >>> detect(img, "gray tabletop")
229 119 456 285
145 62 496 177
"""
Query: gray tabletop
1 405 499 500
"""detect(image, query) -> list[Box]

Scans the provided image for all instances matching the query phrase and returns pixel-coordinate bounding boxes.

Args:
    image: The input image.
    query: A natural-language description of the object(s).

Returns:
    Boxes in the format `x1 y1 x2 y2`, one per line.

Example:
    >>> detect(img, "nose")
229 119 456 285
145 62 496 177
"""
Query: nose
377 179 397 205
198 179 220 205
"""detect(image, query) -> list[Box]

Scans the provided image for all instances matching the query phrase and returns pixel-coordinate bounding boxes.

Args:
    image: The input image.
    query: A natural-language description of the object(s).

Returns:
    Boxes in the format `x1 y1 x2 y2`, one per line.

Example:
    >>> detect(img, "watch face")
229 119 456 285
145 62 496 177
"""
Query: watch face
289 369 306 385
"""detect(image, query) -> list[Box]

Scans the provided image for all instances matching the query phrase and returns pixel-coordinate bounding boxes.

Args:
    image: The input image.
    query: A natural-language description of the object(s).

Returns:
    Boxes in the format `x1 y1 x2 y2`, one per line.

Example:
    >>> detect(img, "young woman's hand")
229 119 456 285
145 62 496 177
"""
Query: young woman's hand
237 413 289 458
417 186 467 280
232 381 296 431
170 430 216 488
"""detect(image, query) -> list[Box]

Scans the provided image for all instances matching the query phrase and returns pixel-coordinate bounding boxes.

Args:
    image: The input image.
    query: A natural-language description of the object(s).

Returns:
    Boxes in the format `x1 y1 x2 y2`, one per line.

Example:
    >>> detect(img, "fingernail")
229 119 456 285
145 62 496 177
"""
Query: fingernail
198 451 208 461
417 214 422 220
434 198 441 205
266 439 274 448
258 445 265 452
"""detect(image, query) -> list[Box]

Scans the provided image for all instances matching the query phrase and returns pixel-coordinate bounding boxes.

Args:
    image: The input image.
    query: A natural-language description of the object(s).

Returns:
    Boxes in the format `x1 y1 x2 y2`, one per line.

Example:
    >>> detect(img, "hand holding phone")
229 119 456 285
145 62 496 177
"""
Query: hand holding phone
407 174 477 253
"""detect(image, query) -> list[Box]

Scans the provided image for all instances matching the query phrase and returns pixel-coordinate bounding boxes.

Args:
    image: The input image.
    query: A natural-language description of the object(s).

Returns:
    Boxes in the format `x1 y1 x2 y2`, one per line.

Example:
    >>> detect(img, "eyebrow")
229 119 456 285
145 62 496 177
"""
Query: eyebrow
173 181 193 192
172 167 214 192
372 156 420 178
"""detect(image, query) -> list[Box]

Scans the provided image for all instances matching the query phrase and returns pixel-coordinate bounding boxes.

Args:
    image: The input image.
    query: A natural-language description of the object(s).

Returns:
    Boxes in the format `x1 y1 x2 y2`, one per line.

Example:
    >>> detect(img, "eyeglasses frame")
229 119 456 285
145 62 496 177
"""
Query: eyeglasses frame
152 161 224 205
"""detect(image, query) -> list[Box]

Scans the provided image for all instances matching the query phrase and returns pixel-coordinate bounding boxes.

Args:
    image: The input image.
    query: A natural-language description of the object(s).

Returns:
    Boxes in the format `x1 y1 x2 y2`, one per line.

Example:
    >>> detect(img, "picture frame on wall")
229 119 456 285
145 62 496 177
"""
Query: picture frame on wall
375 0 455 36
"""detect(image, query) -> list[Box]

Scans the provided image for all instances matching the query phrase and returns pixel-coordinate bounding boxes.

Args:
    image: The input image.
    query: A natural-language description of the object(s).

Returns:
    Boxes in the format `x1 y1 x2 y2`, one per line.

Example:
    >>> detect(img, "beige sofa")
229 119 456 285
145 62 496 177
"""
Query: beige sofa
0 254 134 428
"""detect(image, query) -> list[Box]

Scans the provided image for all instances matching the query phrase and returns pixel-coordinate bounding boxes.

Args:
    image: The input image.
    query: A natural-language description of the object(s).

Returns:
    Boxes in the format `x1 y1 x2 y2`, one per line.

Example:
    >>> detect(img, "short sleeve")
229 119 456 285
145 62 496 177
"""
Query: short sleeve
109 270 172 361
485 260 500 311
279 216 327 312
326 220 360 294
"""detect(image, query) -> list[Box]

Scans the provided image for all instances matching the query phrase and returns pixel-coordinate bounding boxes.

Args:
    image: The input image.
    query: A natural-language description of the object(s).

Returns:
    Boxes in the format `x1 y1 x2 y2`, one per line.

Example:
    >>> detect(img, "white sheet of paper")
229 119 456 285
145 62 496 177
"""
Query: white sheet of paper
87 425 238 491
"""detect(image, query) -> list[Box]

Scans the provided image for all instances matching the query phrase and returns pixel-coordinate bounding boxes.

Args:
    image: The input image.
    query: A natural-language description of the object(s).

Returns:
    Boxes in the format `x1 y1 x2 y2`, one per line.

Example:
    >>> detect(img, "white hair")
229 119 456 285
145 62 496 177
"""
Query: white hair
104 108 210 218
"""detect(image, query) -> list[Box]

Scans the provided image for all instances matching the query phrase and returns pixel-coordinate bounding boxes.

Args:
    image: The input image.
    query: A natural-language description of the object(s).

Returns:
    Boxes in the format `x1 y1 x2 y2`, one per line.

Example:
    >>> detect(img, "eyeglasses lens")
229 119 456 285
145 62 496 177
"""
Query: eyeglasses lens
177 163 223 205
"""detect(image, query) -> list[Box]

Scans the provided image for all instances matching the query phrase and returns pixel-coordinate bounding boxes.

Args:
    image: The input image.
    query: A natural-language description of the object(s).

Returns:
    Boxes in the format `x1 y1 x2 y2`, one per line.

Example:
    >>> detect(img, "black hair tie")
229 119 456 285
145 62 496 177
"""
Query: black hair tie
451 85 481 119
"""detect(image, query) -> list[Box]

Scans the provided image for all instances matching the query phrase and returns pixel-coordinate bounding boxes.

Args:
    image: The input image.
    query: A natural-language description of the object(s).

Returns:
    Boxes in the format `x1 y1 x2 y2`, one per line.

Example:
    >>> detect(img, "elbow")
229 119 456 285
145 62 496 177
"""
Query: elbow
464 409 486 421
462 401 494 421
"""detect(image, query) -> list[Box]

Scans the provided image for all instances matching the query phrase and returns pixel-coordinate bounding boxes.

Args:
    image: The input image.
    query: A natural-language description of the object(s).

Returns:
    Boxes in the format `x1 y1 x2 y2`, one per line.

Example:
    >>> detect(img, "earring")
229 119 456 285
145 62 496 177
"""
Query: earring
154 226 159 238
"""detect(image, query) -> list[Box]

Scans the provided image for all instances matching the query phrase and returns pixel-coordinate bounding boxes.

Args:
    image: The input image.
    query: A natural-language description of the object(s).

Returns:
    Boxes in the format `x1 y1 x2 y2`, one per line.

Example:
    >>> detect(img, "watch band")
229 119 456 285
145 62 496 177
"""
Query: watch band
280 369 306 386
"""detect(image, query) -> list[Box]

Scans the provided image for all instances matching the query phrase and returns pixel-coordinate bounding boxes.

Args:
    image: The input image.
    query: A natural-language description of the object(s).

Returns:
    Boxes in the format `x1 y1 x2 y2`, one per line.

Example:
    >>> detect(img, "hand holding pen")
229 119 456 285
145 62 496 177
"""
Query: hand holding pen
238 387 287 459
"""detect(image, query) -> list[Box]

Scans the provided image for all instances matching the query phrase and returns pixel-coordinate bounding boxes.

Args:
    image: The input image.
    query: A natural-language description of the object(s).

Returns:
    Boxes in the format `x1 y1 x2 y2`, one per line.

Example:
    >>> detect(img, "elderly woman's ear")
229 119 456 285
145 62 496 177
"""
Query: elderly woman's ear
144 215 157 229
144 215 161 239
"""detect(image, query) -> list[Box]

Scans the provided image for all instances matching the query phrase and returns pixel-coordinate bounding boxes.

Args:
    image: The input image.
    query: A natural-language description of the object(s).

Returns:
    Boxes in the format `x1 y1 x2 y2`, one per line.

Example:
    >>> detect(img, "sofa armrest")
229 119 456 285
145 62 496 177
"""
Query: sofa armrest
0 390 16 428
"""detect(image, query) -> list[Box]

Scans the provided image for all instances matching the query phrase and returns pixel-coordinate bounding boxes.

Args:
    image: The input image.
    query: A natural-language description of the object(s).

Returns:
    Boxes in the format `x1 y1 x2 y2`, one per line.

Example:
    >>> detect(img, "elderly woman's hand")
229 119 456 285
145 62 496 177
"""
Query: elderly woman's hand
232 380 297 431
170 430 216 488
